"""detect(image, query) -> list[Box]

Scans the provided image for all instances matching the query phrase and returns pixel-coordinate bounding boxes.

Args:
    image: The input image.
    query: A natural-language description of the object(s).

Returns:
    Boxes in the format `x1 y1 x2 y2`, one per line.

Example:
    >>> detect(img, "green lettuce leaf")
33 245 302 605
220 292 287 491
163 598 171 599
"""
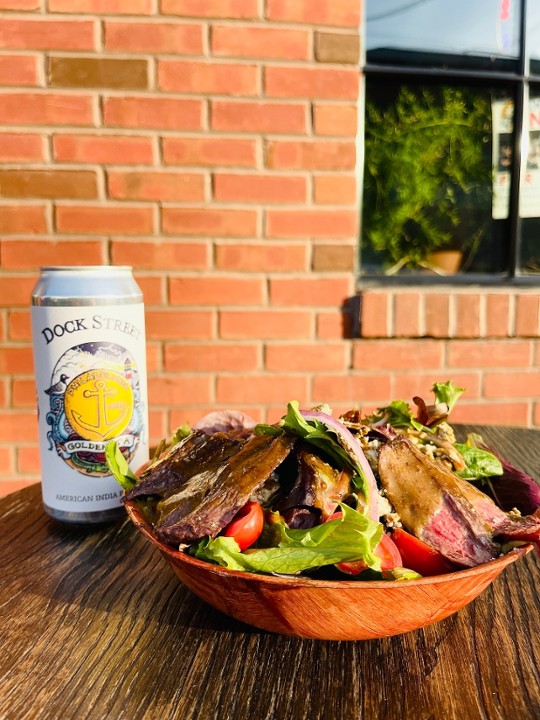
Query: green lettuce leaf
365 399 425 431
190 503 383 575
454 441 503 480
432 380 465 412
105 441 138 491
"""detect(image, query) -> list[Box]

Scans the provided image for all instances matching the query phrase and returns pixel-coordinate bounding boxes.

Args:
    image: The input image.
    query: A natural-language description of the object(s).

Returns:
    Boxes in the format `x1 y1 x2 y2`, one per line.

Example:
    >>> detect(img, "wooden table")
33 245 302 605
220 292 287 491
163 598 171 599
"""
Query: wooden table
1 425 539 720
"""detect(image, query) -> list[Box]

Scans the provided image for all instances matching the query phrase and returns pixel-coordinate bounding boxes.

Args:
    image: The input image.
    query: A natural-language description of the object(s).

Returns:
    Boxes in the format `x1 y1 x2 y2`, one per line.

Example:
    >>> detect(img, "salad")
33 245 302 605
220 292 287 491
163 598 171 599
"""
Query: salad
107 382 540 581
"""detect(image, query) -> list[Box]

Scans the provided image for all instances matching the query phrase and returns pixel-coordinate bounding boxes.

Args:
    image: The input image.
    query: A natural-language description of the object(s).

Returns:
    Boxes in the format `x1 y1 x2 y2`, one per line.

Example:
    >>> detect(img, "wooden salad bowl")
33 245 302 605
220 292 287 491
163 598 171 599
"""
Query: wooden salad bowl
125 500 532 641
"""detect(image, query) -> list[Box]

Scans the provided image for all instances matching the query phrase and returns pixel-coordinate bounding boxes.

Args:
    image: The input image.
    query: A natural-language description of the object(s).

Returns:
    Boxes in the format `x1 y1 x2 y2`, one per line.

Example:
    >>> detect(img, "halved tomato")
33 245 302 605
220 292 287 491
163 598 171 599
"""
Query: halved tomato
391 527 455 576
222 501 264 551
336 533 403 575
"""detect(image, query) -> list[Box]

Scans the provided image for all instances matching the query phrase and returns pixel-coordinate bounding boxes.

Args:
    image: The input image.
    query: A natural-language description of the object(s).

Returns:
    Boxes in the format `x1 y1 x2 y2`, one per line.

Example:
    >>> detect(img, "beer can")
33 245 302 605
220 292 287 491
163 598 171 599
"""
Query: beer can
31 266 149 525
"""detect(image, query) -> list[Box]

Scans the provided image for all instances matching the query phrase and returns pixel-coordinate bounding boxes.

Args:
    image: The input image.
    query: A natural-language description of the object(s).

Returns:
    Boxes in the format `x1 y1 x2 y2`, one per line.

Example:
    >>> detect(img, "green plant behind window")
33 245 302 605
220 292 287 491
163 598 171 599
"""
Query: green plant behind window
362 86 493 274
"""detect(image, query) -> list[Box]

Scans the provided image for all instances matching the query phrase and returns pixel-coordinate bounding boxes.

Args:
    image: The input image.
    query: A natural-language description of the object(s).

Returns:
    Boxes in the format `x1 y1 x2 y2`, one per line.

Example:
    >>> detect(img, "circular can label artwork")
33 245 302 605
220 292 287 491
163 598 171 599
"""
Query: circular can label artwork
45 342 144 476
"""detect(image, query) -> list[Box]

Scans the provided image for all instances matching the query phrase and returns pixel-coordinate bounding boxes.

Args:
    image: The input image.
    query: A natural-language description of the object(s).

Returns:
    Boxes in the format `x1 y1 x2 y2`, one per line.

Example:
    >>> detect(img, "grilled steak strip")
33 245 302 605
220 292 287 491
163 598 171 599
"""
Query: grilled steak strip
156 433 296 545
125 430 245 502
378 437 500 567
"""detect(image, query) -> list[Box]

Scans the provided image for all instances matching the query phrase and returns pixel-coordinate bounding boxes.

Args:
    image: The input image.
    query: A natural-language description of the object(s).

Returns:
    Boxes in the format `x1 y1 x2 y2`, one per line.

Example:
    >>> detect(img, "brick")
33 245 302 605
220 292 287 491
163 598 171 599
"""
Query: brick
266 209 357 238
220 310 312 339
12 378 35 407
145 342 161 373
314 32 360 64
49 57 148 90
17 447 40 475
148 408 167 442
108 171 205 202
8 309 31 340
484 371 540 398
158 60 258 95
393 292 421 337
49 0 153 12
0 19 95 50
0 54 38 86
424 292 451 338
312 244 355 271
149 375 212 406
0 379 7 407
447 340 532 368
266 140 355 170
353 340 443 371
0 93 94 126
212 25 309 60
105 21 203 54
212 101 306 134
266 0 360 28
0 346 33 372
392 373 481 403
103 97 202 130
161 0 258 19
169 276 264 306
515 293 540 336
53 134 154 165
217 374 309 404
134 275 164 304
312 374 392 404
0 133 43 162
162 207 257 237
165 343 259 371
455 293 481 338
314 174 357 204
2 239 105 269
313 103 358 136
270 277 352 306
55 205 154 235
215 242 307 272
0 0 39 9
360 291 389 338
163 136 257 167
146 309 214 339
214 173 307 204
265 66 358 100
111 239 208 269
486 293 510 337
0 277 39 306
0 205 47 234
265 342 346 371
450 402 530 427
316 310 350 339
0 170 97 199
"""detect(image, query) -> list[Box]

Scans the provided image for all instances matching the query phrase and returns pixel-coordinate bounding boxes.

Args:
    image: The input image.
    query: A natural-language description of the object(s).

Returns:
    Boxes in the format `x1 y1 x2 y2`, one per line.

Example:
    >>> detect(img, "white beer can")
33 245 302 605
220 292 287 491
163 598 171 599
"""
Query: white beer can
31 266 149 524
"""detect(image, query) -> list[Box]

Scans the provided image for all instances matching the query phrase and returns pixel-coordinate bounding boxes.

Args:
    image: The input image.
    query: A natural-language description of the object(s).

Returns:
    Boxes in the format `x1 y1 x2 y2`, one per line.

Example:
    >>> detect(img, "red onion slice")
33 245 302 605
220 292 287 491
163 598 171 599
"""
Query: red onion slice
300 410 380 521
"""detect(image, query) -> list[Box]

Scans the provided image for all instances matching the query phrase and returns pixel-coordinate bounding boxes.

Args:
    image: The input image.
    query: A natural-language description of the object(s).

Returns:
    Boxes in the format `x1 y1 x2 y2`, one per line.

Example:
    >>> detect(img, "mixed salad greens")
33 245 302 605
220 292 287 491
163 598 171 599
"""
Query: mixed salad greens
107 382 540 581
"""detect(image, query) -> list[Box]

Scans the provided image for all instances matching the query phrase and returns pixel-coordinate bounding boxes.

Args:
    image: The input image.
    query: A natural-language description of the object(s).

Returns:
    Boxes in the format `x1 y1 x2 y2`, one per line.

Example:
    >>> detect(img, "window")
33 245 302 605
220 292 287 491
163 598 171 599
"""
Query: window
361 0 540 283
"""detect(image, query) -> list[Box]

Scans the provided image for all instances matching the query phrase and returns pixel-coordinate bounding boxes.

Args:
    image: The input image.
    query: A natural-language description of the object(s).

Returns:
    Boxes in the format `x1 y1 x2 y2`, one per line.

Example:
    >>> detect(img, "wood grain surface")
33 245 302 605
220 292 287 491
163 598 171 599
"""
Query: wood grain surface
1 425 539 720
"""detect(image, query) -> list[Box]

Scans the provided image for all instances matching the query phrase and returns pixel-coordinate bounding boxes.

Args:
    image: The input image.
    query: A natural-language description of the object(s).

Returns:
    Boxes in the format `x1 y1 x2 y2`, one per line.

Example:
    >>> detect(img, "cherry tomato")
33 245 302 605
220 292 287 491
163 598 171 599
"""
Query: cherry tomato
336 533 403 575
391 528 455 576
222 501 264 550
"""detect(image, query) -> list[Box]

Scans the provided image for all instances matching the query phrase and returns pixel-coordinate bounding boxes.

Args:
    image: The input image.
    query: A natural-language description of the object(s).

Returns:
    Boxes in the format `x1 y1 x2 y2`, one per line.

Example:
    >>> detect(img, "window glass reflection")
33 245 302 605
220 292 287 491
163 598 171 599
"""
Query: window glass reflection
528 1 540 75
361 79 511 276
366 0 521 70
519 86 540 274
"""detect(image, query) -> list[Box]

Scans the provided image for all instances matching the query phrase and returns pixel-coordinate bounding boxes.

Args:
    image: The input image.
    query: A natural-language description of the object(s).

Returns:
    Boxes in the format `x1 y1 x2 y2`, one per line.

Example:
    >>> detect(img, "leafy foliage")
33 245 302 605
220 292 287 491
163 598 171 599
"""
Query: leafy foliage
362 86 493 272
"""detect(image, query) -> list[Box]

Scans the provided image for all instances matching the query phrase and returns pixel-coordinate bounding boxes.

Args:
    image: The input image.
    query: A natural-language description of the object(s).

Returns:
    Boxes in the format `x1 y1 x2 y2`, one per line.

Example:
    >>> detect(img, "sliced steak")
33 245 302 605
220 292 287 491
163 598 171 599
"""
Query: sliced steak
378 437 499 567
156 433 296 545
125 430 245 502
278 445 351 521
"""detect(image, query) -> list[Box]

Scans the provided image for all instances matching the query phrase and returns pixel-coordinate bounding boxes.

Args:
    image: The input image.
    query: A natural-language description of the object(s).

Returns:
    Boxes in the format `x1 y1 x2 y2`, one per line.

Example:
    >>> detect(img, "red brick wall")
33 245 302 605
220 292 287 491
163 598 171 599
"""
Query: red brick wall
0 0 538 496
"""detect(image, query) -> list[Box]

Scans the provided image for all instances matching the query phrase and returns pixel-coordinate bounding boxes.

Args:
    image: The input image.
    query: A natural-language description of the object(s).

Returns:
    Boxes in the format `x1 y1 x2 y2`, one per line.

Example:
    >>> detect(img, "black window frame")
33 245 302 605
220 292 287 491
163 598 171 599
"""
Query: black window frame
360 0 539 287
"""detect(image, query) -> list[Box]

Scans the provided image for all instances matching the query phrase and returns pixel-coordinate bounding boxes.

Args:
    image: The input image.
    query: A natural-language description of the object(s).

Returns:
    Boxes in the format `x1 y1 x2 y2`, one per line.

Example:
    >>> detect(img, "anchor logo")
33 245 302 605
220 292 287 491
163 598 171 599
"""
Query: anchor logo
64 369 134 442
